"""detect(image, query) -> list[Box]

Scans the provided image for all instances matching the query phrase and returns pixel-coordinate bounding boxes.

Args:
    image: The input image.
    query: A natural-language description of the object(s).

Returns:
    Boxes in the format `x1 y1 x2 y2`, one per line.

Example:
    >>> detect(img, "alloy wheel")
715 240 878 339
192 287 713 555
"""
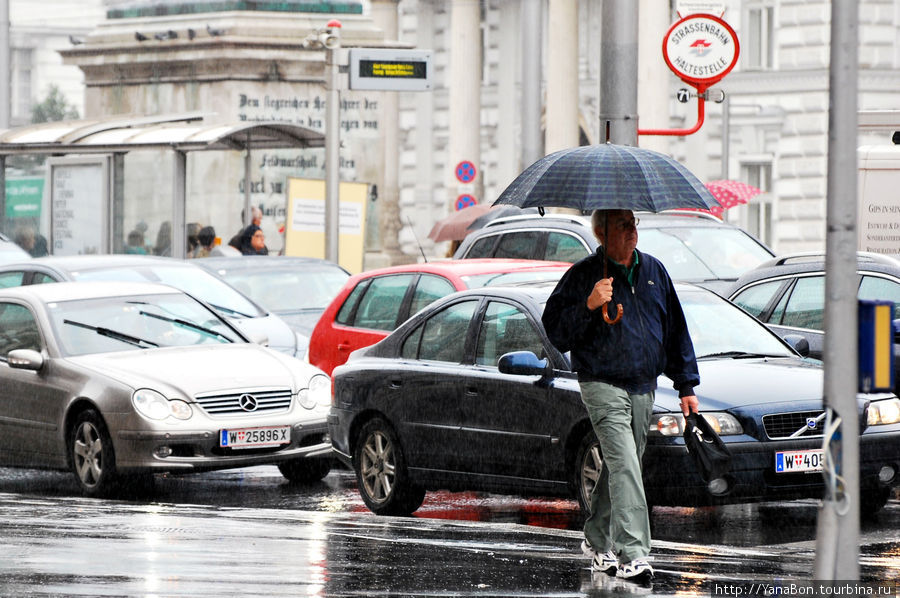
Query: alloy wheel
360 430 396 503
580 440 602 508
73 420 104 489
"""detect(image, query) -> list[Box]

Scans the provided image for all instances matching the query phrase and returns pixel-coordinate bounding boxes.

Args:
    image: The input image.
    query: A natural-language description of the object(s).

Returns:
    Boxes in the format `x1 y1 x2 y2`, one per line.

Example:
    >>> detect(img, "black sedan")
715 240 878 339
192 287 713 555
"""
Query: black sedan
330 284 900 516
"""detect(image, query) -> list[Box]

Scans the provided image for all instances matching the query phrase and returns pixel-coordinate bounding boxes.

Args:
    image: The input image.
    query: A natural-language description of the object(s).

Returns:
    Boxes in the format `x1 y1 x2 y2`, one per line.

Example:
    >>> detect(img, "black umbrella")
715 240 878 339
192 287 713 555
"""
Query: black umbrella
493 143 719 324
493 143 719 213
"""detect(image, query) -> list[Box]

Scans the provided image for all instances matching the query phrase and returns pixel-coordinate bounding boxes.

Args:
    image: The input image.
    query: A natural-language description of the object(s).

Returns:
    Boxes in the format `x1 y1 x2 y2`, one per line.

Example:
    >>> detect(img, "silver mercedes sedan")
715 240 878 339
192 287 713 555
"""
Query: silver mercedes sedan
0 281 333 496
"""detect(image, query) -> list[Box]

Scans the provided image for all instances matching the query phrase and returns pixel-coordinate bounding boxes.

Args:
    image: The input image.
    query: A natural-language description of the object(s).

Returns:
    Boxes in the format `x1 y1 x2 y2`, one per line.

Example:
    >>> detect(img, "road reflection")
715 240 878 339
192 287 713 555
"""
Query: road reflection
1 465 895 551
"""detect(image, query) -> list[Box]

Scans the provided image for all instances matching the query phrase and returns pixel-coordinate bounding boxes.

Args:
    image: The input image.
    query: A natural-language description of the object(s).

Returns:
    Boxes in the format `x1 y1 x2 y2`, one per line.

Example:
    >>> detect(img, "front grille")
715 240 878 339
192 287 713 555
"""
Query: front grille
194 388 292 416
762 410 825 440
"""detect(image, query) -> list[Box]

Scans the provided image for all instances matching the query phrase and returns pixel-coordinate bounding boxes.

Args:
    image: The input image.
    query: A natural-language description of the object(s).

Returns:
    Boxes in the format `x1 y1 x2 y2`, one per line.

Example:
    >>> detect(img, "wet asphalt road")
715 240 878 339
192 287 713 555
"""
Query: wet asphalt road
0 466 897 597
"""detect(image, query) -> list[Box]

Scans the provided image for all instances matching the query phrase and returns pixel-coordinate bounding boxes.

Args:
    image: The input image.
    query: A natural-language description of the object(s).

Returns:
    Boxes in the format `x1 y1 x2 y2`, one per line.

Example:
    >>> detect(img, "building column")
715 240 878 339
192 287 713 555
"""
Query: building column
447 0 482 213
370 0 408 265
546 0 578 154
495 0 520 190
637 0 670 154
520 0 542 166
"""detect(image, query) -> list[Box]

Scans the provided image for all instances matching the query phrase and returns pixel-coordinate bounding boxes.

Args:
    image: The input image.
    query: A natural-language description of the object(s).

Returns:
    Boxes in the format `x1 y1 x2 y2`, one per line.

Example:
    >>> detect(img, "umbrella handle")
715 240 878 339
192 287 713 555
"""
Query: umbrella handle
602 302 623 325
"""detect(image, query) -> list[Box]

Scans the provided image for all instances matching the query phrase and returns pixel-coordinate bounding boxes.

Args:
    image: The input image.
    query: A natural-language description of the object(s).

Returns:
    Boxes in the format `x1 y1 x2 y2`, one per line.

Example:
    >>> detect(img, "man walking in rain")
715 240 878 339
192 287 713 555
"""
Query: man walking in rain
542 208 700 582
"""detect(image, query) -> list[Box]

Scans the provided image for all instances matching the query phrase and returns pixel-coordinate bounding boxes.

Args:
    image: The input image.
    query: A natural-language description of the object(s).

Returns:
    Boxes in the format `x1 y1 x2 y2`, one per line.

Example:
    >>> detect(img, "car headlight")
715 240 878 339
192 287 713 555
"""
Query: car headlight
650 412 743 436
867 397 900 426
297 374 331 410
132 389 193 421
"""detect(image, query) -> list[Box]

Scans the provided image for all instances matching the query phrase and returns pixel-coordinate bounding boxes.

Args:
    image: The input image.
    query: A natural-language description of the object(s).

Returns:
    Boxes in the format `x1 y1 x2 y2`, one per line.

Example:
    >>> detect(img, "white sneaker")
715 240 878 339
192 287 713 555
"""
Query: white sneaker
616 558 654 580
591 549 618 575
580 539 596 558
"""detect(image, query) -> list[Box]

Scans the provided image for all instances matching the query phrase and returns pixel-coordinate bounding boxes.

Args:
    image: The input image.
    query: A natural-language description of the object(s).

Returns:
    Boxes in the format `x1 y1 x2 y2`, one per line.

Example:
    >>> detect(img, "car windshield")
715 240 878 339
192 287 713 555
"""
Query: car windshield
71 266 265 318
678 288 794 359
213 266 350 312
48 293 244 357
463 270 568 288
639 227 772 281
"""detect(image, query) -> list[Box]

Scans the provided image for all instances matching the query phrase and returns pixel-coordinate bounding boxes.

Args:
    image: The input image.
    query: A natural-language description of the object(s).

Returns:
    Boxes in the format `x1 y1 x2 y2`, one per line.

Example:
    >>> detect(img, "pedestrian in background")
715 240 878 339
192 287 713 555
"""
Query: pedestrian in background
193 226 217 258
239 224 268 255
229 206 263 251
541 208 700 582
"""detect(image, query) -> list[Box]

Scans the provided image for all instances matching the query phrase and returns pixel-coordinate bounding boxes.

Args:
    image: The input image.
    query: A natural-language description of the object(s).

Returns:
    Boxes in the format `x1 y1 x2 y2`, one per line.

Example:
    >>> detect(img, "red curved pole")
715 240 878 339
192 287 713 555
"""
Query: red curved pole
638 95 706 137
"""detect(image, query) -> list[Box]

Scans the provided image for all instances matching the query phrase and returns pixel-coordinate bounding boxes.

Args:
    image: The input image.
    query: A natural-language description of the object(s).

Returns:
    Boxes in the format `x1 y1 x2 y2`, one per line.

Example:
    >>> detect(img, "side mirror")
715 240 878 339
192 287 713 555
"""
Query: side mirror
8 349 44 371
783 334 810 357
497 351 552 377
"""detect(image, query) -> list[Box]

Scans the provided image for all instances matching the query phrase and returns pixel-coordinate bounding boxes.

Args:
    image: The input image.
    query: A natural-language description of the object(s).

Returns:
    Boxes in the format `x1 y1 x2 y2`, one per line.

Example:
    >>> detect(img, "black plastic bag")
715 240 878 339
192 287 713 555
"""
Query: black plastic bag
683 413 733 495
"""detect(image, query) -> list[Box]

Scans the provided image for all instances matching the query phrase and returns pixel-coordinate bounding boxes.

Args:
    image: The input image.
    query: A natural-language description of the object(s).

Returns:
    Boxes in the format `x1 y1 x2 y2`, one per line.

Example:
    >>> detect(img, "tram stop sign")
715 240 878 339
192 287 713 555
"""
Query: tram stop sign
662 13 739 93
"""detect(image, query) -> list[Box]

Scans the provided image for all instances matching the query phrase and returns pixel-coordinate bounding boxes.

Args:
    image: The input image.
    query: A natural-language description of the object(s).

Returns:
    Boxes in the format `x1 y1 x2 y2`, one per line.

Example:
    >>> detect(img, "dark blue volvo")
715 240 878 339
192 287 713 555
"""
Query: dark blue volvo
329 283 900 516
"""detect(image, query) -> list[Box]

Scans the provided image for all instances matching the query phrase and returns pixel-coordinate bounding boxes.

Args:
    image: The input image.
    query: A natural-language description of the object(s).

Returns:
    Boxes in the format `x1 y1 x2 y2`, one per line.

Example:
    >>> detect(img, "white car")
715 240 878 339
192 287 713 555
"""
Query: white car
0 281 332 496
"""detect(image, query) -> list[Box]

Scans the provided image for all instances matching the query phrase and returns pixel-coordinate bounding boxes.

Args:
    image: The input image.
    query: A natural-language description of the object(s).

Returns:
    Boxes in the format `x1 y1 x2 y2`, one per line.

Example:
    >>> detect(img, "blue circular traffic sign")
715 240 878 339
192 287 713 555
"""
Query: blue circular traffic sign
456 194 477 211
455 161 477 184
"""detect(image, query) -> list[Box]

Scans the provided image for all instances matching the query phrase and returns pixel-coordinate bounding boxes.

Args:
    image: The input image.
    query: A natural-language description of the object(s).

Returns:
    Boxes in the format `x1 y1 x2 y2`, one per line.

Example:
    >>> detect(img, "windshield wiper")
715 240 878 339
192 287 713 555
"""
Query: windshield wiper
698 350 786 360
139 310 233 342
63 319 159 348
207 303 254 319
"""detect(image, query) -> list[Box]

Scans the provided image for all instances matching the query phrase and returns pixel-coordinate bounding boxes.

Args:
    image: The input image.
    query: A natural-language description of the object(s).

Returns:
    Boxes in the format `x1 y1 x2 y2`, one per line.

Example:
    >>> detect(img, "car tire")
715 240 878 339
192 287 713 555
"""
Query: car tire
278 458 331 484
69 409 118 497
354 418 425 516
574 432 602 514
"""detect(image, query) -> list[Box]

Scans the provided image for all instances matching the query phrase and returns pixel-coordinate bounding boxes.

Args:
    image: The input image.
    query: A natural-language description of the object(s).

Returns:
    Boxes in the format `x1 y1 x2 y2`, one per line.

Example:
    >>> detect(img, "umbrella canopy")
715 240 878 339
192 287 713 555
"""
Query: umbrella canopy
493 143 720 213
701 179 762 217
427 203 494 242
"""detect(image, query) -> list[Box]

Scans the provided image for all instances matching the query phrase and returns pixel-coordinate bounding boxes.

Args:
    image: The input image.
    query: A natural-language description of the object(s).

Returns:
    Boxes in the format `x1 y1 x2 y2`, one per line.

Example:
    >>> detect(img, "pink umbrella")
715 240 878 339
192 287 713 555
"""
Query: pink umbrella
699 179 763 217
427 203 494 242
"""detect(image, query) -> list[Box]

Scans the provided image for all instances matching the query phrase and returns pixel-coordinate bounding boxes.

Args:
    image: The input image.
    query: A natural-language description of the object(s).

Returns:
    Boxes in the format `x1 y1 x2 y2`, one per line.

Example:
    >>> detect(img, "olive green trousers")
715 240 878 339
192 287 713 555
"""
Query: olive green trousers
580 381 654 563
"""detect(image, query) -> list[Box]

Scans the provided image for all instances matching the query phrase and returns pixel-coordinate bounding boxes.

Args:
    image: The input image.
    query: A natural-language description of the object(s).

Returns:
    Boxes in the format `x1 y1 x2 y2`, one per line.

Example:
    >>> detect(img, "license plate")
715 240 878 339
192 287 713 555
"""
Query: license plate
775 449 824 473
220 426 290 449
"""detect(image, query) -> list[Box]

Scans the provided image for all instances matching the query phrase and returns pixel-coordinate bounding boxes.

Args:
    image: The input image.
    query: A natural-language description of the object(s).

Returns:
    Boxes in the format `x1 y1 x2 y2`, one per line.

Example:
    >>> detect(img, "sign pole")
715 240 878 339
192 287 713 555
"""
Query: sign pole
324 23 341 264
814 0 860 581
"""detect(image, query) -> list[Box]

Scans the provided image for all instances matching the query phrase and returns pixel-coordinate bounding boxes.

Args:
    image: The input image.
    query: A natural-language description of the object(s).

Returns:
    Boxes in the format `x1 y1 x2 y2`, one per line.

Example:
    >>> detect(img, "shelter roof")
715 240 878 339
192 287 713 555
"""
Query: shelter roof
0 112 325 155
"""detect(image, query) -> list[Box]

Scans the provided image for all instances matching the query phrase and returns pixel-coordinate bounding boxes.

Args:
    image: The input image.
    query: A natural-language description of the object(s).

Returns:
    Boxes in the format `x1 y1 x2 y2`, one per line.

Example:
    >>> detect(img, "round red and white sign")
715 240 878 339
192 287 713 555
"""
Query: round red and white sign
662 13 739 91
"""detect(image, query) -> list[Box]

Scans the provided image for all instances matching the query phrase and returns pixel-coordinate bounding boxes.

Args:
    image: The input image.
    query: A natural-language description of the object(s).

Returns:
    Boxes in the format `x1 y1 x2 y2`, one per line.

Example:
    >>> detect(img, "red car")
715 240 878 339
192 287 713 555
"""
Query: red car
308 259 571 375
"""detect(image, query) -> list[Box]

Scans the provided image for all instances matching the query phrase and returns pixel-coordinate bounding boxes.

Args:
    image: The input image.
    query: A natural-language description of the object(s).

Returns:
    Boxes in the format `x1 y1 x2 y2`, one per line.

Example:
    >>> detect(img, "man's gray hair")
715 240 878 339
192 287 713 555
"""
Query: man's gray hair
591 210 607 232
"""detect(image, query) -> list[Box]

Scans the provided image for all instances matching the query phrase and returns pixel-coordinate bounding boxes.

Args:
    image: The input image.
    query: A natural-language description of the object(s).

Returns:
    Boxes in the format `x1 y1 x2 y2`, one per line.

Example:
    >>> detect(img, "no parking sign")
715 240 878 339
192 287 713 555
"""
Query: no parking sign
455 161 477 184
456 194 477 211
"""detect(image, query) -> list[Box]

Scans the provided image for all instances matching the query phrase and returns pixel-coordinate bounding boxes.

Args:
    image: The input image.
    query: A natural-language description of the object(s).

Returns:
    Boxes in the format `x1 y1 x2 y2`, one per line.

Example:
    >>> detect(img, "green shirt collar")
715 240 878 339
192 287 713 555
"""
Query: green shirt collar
609 250 639 286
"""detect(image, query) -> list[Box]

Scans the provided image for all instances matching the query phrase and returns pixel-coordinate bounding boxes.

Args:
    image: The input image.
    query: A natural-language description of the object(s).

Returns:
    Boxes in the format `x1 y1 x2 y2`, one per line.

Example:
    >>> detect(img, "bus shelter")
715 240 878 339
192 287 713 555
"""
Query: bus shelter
0 113 325 258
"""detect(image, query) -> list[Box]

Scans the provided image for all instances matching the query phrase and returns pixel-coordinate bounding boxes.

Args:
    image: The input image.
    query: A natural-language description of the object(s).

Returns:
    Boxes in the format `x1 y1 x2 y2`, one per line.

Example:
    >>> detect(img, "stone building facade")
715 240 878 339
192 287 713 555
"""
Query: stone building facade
7 0 900 263
394 0 900 258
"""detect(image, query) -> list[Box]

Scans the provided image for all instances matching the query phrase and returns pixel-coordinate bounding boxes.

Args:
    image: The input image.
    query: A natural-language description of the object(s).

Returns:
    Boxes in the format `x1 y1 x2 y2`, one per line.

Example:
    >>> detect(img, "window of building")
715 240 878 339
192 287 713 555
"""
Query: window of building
745 3 775 70
741 162 774 246
12 48 32 124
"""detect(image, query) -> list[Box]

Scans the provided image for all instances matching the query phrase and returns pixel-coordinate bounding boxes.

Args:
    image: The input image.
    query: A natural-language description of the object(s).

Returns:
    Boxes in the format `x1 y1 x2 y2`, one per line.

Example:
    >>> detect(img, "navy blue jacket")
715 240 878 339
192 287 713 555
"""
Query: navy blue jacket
542 248 699 396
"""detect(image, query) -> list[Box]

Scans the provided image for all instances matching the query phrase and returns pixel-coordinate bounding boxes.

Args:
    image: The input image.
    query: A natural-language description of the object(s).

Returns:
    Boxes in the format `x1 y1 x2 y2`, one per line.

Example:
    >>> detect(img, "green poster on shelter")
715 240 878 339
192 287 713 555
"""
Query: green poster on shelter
6 177 44 219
